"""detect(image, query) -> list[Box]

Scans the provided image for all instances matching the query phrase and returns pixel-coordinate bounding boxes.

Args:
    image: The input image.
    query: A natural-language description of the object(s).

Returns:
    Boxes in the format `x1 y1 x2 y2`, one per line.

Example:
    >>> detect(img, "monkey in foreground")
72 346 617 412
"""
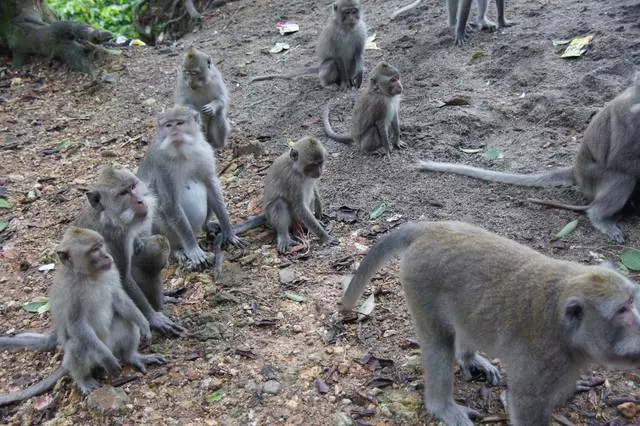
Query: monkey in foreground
75 165 184 337
417 72 640 243
0 227 165 406
251 0 367 89
340 221 640 425
137 105 244 270
391 0 512 45
323 62 406 155
230 137 332 253
175 46 230 149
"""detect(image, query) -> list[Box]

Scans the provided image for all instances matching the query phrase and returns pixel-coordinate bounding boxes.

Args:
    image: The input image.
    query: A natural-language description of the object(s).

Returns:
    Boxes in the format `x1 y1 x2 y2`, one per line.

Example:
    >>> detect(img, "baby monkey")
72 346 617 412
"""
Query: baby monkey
341 221 640 425
175 46 230 149
0 227 165 406
323 62 405 155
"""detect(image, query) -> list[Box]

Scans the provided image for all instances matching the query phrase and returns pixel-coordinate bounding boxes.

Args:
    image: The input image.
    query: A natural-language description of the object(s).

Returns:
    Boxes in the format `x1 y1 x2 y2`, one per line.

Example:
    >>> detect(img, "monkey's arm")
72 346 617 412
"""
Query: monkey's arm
313 187 323 219
67 318 120 373
112 289 152 340
205 179 245 247
202 99 225 116
296 205 330 242
375 119 392 154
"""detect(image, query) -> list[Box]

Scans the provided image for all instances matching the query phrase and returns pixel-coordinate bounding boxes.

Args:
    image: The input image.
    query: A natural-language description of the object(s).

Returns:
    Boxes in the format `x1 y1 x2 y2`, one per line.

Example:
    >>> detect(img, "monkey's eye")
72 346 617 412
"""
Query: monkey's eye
176 120 184 126
130 183 137 191
207 58 212 67
618 306 630 315
165 123 173 128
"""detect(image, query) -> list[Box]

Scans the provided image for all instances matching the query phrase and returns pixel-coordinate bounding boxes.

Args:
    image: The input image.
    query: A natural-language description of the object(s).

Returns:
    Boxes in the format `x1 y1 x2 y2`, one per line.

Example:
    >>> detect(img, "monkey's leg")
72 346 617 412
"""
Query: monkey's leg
266 199 295 253
496 0 514 28
586 172 635 243
454 0 474 45
360 126 384 154
446 0 459 27
458 350 501 385
474 0 497 31
506 374 558 426
312 189 323 220
206 111 229 149
63 343 105 394
352 54 364 89
391 113 407 149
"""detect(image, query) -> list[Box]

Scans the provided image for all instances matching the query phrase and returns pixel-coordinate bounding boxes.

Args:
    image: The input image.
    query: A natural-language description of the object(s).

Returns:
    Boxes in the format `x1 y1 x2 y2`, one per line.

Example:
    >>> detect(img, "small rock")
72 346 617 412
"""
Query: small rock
335 411 354 426
337 362 350 375
33 395 55 411
7 174 25 182
383 329 398 338
279 267 295 284
87 386 130 414
292 324 303 333
262 380 281 395
617 402 637 418
244 380 258 392
142 98 156 106
201 377 224 391
342 398 352 405
316 378 329 394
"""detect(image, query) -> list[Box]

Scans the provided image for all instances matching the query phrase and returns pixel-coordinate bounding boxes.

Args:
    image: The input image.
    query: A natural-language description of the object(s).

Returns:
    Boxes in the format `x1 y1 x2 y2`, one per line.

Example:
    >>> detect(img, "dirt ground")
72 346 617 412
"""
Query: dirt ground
2 0 640 424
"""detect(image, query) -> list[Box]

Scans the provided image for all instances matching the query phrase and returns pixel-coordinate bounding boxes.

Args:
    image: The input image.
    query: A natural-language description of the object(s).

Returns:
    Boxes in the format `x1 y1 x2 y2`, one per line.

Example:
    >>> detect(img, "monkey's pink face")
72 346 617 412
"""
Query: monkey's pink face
88 241 113 271
304 159 324 179
160 118 197 153
185 69 206 89
341 7 360 27
119 178 148 218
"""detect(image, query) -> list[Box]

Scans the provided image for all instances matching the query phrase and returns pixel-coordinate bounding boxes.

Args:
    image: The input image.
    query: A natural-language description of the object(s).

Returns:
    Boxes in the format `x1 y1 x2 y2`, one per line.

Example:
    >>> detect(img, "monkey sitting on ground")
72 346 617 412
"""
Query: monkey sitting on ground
228 137 333 253
76 165 184 337
137 105 244 270
175 46 230 149
251 0 367 89
323 62 406 156
391 0 513 45
417 71 640 243
340 221 640 425
0 227 165 406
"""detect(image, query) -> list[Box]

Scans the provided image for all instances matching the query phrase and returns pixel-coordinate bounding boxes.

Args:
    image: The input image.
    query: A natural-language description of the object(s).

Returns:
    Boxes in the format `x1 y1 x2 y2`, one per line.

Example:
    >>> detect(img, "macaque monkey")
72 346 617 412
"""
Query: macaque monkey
75 165 184 337
340 221 640 426
391 0 513 45
175 46 230 149
323 62 406 155
137 105 243 270
417 72 640 243
132 234 171 312
251 0 367 89
0 227 165 406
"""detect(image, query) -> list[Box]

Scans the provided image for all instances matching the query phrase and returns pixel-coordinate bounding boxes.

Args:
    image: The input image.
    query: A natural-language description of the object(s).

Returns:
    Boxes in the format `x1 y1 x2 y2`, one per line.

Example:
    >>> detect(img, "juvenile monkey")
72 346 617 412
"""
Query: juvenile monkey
323 62 405 155
391 0 512 45
417 72 640 243
137 105 243 270
175 46 230 149
0 227 165 406
340 221 640 426
132 234 171 312
75 165 184 337
251 0 367 89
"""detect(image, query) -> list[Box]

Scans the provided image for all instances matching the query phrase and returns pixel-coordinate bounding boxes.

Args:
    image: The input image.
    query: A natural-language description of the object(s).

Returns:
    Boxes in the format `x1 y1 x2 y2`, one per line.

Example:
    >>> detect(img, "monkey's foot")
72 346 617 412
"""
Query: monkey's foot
428 401 479 426
77 378 102 395
590 218 625 243
225 233 246 248
394 140 408 149
130 353 166 373
150 311 185 337
176 246 213 270
276 235 295 253
454 24 473 46
498 19 516 28
475 18 497 32
460 354 501 385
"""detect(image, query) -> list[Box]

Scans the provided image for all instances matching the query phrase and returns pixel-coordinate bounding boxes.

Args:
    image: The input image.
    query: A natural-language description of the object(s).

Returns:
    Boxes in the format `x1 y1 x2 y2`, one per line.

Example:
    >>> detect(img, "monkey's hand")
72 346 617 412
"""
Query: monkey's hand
394 140 408 149
224 232 246 248
99 352 122 376
139 321 152 344
201 101 221 116
130 353 166 373
149 311 185 337
178 246 211 269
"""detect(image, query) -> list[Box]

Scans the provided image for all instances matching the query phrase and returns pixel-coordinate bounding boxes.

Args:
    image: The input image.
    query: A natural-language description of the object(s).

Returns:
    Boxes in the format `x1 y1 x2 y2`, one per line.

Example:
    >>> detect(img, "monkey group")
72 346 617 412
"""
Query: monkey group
4 1 640 425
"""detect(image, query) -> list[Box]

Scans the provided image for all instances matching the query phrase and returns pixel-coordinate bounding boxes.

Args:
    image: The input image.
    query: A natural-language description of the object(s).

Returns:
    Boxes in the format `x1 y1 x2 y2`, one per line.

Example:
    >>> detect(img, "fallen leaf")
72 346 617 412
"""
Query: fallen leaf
620 249 640 271
553 219 578 240
206 390 224 403
284 292 307 302
357 293 375 321
369 202 386 220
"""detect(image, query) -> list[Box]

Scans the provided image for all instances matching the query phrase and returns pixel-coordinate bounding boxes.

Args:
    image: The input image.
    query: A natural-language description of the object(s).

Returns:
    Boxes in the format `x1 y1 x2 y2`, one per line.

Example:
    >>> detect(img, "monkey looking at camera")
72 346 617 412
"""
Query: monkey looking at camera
323 62 406 155
75 165 183 337
175 46 230 149
251 0 367 89
137 105 244 270
340 221 640 426
417 72 640 243
0 227 165 406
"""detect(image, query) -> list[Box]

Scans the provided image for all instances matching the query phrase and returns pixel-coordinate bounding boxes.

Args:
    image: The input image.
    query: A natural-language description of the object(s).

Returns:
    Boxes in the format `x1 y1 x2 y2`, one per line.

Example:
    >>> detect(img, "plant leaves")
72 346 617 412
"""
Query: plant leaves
284 292 307 302
437 97 470 108
0 198 11 209
483 149 504 160
553 219 578 240
357 293 375 321
369 202 386 220
469 50 486 62
206 390 224 403
459 148 483 154
23 298 49 314
620 249 640 272
0 222 7 233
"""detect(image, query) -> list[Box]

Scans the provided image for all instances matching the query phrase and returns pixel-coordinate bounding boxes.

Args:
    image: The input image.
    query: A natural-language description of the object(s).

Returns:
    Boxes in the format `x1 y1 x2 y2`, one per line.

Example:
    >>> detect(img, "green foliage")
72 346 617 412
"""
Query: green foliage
48 0 138 38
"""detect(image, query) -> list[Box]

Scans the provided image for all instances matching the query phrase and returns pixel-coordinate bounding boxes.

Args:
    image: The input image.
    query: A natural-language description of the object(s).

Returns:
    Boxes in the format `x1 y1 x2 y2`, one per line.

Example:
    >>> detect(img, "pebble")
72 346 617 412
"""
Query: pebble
262 380 281 395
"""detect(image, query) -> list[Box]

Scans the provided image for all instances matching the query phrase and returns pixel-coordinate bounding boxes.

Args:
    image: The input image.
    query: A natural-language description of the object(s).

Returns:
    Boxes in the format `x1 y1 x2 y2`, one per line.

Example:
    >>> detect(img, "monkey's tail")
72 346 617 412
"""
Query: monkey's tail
250 67 319 83
0 366 67 406
232 214 267 234
0 332 57 352
528 198 590 212
390 0 423 19
416 161 575 187
322 105 354 144
340 223 422 311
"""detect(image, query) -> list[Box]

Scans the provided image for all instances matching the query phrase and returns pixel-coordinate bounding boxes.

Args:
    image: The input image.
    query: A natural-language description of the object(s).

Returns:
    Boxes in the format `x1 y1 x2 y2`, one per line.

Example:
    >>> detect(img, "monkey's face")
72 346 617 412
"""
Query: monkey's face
158 116 198 155
86 240 114 273
339 6 361 28
58 229 113 275
303 159 325 179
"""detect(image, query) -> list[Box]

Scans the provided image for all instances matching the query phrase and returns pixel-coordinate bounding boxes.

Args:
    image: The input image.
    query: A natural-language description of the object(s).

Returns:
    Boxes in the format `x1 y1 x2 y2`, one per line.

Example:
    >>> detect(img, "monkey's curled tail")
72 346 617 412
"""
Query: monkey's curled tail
0 366 66 406
416 161 575 187
390 0 423 19
322 105 354 144
250 66 319 83
340 223 423 311
528 198 590 212
0 332 57 352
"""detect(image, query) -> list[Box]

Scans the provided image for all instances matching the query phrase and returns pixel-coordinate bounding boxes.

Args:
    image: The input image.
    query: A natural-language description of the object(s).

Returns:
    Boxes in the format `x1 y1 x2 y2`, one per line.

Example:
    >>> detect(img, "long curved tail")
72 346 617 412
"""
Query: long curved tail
322 105 353 144
0 331 57 352
528 198 590 212
250 66 319 83
340 223 423 311
0 366 67 406
416 160 575 187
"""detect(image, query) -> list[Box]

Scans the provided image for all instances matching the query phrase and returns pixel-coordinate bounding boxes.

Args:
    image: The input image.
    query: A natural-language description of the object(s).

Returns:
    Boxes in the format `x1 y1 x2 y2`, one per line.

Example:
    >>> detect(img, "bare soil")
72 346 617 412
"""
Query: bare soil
2 0 640 424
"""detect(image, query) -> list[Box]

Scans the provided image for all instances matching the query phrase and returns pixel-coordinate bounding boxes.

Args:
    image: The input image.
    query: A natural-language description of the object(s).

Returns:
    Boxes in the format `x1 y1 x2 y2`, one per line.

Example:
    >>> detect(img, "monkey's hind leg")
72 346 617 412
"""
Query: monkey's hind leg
205 112 229 149
586 172 635 243
265 199 294 253
319 59 345 89
474 0 497 31
359 126 385 155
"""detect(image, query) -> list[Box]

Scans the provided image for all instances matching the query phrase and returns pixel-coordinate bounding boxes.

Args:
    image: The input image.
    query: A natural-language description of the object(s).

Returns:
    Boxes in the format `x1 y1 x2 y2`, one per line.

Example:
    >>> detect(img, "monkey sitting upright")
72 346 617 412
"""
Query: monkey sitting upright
323 62 406 156
340 221 640 426
0 227 165 406
417 71 640 243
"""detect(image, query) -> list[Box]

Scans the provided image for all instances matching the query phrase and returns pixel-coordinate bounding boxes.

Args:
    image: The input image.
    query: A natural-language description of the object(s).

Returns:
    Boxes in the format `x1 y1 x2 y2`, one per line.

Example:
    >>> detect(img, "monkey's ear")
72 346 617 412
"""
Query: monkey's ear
562 298 583 329
57 250 72 267
290 148 299 162
86 191 103 211
333 2 338 11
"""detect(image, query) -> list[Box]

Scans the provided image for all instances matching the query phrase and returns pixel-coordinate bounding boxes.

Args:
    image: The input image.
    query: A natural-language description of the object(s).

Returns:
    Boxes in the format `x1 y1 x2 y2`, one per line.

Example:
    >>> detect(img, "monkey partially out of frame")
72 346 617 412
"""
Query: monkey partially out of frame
417 71 640 243
323 62 406 156
137 105 244 270
0 227 165 406
340 221 640 426
175 46 230 149
251 0 367 89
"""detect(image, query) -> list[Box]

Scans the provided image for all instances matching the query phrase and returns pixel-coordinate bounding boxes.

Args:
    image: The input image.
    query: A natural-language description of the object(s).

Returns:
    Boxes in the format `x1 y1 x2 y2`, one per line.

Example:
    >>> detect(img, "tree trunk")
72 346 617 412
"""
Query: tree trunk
0 0 112 75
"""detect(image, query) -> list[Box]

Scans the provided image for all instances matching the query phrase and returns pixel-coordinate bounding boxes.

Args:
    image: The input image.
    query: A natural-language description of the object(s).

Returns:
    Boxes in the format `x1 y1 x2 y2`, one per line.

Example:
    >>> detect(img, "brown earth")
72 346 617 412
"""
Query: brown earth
2 0 640 424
